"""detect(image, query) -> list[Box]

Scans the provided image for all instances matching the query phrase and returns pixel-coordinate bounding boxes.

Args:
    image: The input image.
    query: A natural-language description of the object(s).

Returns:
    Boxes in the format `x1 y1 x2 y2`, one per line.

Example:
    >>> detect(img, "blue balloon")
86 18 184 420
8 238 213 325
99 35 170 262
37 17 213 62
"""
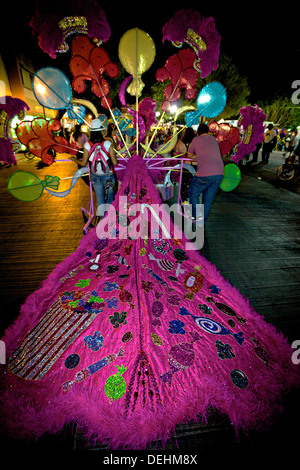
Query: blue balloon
32 67 72 110
67 105 86 123
196 82 227 118
185 81 227 125
185 110 200 127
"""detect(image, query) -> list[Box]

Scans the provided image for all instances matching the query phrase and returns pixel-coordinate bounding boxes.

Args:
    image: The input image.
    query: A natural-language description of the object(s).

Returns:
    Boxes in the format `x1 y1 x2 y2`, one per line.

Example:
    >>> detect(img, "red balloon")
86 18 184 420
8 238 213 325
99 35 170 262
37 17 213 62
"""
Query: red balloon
226 127 240 146
219 140 233 156
208 120 219 136
217 123 231 141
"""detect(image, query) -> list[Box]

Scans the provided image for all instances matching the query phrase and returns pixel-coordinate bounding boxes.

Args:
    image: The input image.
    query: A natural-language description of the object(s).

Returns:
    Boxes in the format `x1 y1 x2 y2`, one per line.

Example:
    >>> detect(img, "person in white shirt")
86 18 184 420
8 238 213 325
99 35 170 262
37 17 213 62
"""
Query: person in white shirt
262 123 276 164
70 119 118 219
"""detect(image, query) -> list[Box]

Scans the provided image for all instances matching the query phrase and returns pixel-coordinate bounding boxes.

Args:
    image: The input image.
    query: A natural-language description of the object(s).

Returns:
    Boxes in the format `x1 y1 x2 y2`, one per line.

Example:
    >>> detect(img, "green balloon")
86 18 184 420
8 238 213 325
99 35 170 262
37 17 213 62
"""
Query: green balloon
220 163 241 192
7 171 44 201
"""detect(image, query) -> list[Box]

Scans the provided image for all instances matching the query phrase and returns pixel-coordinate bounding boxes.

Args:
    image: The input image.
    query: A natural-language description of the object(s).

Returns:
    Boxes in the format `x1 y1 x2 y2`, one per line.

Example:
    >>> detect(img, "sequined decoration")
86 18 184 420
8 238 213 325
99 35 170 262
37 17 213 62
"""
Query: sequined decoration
152 300 163 326
215 340 235 360
152 239 171 255
183 268 204 293
0 110 8 139
206 296 246 324
185 28 207 73
83 332 104 351
104 365 127 402
64 353 80 369
151 333 163 346
57 16 101 54
169 320 185 335
8 295 100 381
244 124 253 145
186 28 207 52
251 338 270 367
160 331 201 386
109 311 128 329
124 351 162 414
59 16 88 34
230 369 249 389
122 331 133 343
62 348 124 392
119 286 135 308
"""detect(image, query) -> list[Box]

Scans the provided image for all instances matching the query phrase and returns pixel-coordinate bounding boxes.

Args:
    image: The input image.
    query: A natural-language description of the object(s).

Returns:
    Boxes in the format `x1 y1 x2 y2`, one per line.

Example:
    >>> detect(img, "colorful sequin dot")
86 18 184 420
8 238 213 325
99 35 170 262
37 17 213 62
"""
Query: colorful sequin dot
104 365 127 402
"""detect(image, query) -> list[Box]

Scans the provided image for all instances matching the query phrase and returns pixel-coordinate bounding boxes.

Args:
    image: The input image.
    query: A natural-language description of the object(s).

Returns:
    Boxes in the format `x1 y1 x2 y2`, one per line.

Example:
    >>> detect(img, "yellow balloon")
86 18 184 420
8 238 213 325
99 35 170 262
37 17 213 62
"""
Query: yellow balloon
118 28 156 97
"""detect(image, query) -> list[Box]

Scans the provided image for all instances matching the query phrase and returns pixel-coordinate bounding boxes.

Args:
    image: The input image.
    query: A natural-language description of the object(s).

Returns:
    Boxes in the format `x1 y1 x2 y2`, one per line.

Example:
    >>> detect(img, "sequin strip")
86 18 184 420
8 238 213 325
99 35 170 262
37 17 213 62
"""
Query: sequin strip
141 264 174 293
124 351 162 414
8 299 98 380
62 348 124 392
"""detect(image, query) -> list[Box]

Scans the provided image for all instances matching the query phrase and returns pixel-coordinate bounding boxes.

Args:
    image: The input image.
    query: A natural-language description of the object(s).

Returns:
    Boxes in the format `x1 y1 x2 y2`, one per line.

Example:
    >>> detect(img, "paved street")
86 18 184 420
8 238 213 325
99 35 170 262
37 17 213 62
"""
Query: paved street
241 149 300 195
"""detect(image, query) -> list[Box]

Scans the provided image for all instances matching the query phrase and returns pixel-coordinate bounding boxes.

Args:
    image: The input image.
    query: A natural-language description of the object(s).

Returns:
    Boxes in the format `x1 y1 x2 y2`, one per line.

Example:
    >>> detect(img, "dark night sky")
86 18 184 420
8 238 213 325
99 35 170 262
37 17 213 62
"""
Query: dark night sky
2 1 299 103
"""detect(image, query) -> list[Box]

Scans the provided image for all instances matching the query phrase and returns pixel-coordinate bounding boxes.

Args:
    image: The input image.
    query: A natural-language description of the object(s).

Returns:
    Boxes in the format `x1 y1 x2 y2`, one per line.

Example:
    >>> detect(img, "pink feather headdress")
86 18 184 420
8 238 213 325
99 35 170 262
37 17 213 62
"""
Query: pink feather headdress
162 9 221 78
30 0 111 58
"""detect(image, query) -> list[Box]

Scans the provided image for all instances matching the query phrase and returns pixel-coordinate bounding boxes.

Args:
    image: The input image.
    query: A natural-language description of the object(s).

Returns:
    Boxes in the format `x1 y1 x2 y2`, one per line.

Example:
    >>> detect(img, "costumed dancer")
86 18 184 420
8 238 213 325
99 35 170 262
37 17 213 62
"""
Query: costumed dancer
70 118 118 220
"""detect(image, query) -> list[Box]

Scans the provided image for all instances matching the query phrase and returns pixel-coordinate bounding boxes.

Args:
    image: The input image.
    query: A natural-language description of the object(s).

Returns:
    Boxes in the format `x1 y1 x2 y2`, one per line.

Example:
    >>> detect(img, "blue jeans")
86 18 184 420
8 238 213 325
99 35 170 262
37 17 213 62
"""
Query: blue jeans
90 173 115 216
188 174 223 221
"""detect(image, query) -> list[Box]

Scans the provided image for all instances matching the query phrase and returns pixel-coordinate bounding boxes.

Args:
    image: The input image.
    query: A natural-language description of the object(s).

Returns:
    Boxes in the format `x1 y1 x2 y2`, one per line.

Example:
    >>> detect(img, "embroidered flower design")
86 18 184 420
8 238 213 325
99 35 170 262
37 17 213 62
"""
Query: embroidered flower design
209 284 221 294
61 291 74 301
103 281 119 292
109 311 127 328
106 297 119 309
167 293 181 306
168 319 185 335
84 331 104 351
215 340 235 360
75 279 91 288
198 303 212 315
141 280 154 293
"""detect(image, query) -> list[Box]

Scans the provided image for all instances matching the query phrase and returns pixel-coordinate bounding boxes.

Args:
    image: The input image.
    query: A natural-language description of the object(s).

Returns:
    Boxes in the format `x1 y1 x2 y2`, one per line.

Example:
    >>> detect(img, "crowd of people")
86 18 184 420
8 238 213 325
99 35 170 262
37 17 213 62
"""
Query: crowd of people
67 120 226 226
65 117 299 226
248 125 300 165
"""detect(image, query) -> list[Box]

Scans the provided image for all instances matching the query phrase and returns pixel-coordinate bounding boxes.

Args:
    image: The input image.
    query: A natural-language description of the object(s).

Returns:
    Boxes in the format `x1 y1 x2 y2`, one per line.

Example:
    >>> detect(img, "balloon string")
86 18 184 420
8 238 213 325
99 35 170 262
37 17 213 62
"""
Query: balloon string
88 62 130 158
144 69 188 158
8 172 90 192
147 126 186 160
27 136 79 155
145 152 187 169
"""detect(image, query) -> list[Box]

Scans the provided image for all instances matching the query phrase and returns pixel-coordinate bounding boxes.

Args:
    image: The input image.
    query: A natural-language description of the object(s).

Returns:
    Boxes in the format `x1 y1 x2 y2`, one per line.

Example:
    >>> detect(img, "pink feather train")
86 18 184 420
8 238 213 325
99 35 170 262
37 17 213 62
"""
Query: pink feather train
0 155 299 449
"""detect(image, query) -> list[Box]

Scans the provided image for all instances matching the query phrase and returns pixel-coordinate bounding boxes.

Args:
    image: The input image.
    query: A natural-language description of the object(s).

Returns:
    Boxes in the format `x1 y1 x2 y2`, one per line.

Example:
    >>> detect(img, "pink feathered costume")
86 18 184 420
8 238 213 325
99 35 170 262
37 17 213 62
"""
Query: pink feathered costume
0 155 299 449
